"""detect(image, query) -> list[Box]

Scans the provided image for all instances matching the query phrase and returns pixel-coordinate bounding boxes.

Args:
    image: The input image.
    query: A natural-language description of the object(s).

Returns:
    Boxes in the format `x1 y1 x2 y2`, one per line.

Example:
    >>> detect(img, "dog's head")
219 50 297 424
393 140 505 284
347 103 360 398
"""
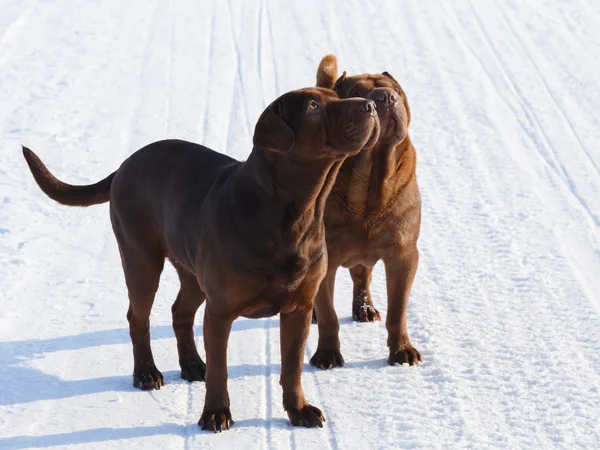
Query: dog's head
316 54 410 147
253 87 380 160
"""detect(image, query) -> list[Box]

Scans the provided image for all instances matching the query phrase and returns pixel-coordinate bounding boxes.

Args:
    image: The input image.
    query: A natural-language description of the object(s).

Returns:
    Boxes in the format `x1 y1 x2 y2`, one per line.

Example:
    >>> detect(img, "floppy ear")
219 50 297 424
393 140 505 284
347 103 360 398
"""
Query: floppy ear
332 71 347 92
316 54 338 88
253 101 295 153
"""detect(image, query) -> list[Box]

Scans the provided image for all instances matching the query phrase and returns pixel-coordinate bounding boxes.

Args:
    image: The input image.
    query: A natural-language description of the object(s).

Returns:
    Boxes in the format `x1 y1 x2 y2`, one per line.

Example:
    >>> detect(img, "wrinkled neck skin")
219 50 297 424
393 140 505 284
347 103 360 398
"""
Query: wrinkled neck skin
236 147 343 234
372 136 416 189
335 136 417 215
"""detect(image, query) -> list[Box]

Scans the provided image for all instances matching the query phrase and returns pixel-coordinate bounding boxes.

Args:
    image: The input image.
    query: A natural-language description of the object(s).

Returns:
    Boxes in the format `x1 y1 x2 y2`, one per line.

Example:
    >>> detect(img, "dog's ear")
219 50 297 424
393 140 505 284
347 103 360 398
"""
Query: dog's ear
332 71 347 92
253 100 295 153
382 71 398 84
316 54 338 88
382 70 405 94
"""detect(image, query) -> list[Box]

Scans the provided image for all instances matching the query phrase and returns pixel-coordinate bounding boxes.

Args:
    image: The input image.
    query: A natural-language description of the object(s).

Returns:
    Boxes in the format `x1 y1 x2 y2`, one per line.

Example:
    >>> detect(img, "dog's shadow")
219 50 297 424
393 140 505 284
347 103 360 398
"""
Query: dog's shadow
0 316 304 449
0 317 385 407
0 419 294 449
0 317 382 448
0 424 187 449
0 318 272 406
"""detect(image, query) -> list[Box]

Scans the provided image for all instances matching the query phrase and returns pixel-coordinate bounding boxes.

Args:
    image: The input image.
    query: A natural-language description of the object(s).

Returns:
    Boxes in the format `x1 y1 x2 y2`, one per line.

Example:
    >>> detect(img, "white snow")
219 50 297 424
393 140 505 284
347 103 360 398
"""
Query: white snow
2 0 600 448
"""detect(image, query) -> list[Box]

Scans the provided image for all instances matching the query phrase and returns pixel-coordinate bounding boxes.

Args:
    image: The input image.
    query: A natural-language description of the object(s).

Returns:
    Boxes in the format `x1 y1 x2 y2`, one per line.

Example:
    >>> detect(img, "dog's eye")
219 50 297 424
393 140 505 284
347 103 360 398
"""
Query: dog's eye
351 91 362 97
307 100 319 112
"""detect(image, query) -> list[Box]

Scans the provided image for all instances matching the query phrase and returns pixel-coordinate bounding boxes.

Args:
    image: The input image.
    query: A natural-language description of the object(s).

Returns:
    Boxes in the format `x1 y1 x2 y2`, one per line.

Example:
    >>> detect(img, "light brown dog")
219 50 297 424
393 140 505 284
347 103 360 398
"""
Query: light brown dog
23 87 379 431
310 55 423 369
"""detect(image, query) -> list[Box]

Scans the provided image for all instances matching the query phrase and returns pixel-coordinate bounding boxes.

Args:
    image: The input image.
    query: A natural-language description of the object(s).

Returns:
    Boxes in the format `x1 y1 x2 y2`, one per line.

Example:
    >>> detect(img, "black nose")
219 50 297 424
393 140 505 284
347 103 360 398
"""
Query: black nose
360 99 377 116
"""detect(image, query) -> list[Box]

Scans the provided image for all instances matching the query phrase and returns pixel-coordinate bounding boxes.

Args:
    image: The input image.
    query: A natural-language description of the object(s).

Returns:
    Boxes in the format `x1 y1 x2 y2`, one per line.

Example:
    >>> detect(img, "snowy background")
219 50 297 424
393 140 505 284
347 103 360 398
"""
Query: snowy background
2 0 600 448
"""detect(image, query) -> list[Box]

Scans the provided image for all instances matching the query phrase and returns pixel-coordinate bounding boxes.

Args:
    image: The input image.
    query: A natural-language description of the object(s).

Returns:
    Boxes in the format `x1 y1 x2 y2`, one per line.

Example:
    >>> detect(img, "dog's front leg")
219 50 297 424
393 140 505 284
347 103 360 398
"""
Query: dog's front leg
280 306 325 427
198 307 234 432
384 244 422 366
310 267 345 369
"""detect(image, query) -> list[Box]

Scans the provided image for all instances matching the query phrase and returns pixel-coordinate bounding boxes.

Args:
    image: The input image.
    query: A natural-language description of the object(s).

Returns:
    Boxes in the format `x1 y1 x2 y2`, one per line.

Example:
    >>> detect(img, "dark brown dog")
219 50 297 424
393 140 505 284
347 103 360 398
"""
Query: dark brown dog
310 55 423 369
22 87 379 431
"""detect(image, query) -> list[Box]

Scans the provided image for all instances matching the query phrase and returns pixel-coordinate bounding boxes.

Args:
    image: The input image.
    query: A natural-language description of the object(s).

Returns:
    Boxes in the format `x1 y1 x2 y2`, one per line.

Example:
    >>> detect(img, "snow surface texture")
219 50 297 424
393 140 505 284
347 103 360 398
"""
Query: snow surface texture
1 0 600 448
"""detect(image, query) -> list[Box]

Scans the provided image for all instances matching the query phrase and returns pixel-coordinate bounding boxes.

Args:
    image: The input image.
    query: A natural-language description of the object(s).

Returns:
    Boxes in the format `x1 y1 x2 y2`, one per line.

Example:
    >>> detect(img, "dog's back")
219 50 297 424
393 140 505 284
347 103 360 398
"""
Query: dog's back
109 139 241 270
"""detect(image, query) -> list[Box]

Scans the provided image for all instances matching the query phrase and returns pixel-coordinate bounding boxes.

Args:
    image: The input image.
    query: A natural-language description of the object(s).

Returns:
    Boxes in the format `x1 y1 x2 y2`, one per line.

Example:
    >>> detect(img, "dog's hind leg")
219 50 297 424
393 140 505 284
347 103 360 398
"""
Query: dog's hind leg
349 265 381 322
172 264 207 382
117 241 165 390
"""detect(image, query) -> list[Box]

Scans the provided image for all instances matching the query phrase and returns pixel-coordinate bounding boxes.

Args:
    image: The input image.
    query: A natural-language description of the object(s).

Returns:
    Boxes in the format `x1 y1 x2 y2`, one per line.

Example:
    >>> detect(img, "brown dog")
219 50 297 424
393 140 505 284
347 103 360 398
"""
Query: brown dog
22 87 379 431
310 55 422 369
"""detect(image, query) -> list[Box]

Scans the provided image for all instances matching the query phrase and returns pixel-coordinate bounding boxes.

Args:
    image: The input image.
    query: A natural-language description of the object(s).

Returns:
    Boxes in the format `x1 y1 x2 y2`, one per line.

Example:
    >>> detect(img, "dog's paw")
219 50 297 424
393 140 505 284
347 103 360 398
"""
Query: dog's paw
352 304 381 322
133 367 164 390
309 348 345 370
180 359 206 382
198 408 234 433
287 404 325 428
388 345 422 366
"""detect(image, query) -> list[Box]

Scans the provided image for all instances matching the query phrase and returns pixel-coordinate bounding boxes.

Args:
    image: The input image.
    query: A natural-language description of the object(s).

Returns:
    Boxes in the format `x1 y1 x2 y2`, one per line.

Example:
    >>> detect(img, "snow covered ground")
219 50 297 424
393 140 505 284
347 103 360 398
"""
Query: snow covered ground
2 0 600 448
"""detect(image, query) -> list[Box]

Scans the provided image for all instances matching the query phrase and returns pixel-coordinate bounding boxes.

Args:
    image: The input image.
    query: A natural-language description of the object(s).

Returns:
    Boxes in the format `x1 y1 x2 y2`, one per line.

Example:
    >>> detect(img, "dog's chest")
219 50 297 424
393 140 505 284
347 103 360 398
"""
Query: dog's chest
326 224 387 267
238 262 325 318
268 245 325 299
235 239 326 318
325 185 420 267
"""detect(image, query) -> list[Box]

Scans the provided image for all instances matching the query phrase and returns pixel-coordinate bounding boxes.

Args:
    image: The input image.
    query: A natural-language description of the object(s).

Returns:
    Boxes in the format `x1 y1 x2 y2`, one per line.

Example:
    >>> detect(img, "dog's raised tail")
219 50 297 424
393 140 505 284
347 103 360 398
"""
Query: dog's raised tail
316 54 339 89
22 146 115 207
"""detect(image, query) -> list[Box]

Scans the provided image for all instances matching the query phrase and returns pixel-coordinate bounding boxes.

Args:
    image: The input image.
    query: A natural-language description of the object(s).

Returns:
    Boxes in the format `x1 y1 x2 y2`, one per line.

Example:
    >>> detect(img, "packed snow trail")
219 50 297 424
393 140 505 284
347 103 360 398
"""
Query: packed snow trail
2 0 600 448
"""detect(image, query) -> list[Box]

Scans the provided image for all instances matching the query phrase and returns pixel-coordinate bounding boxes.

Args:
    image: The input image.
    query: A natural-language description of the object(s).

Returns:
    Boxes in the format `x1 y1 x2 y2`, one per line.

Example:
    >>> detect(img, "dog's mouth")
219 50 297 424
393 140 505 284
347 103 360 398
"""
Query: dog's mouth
364 88 408 146
363 121 380 149
343 116 379 151
373 104 406 146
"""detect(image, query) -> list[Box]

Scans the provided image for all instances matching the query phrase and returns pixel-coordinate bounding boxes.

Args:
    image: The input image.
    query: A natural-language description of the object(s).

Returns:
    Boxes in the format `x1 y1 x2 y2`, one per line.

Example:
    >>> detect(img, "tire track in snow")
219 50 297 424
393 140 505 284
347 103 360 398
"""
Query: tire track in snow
106 0 194 445
381 2 509 445
433 0 600 235
349 3 475 445
242 9 274 444
261 4 335 448
464 0 600 230
226 0 253 140
218 5 244 159
303 342 338 450
263 319 274 450
256 0 264 82
392 2 480 444
277 4 444 447
412 2 600 445
159 2 196 447
489 0 600 186
203 4 275 447
159 2 198 446
199 1 216 143
1 0 185 446
257 6 277 448
265 0 280 96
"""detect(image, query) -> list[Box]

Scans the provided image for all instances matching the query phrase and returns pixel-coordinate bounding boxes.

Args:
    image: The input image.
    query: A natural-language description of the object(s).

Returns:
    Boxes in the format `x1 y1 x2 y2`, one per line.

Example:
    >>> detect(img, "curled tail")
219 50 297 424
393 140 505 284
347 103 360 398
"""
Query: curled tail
316 54 339 89
22 146 115 207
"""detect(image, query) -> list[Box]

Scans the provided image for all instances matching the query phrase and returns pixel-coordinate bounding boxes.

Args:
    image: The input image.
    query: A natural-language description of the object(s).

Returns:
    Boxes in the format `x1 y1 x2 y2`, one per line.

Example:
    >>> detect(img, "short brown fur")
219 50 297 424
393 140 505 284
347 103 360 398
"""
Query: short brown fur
311 55 423 369
22 87 380 431
316 54 339 89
